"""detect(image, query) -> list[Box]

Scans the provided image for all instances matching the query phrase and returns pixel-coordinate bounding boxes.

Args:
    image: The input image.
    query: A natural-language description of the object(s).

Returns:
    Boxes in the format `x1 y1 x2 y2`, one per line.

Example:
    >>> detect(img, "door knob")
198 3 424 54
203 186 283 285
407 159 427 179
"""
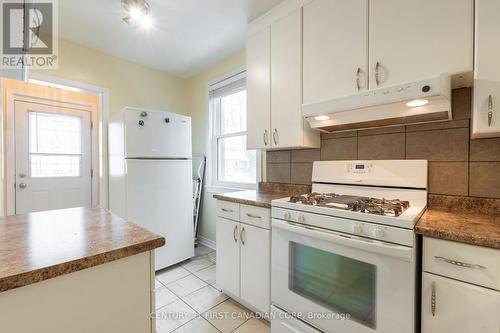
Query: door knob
18 183 27 189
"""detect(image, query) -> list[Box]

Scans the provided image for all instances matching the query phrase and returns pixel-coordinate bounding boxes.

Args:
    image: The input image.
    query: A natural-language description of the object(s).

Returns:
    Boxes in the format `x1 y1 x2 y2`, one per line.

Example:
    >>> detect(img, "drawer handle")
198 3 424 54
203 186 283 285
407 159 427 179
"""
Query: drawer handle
246 213 262 219
233 225 238 243
434 256 487 269
221 208 233 213
431 282 436 317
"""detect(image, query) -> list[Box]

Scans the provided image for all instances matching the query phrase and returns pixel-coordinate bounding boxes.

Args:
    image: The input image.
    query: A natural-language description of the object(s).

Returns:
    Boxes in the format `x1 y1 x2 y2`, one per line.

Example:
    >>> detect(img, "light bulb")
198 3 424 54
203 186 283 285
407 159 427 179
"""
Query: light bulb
128 5 144 20
314 115 330 121
406 99 429 107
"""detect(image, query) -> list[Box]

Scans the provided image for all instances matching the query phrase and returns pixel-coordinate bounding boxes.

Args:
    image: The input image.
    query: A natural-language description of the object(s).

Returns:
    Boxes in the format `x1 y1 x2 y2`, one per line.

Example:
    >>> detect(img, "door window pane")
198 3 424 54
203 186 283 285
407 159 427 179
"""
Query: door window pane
290 242 377 328
29 112 82 154
220 90 247 135
217 135 257 184
28 111 83 178
30 155 81 178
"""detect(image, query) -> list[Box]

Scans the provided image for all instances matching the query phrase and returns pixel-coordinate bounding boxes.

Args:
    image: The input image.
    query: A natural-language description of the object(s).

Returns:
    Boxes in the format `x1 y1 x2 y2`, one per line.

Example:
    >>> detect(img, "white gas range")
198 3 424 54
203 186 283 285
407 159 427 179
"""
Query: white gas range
270 160 428 333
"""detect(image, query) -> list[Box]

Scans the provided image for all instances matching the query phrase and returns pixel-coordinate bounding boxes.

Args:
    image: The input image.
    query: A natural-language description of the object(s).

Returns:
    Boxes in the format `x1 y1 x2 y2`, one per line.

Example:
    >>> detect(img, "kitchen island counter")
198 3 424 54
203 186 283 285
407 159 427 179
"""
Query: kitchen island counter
0 206 164 292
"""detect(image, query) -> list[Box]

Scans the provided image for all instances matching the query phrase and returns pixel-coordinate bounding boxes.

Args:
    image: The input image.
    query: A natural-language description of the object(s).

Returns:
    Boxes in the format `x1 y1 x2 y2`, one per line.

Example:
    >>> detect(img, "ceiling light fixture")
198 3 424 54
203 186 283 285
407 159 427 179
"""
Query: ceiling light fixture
314 115 330 121
406 99 429 107
121 0 152 28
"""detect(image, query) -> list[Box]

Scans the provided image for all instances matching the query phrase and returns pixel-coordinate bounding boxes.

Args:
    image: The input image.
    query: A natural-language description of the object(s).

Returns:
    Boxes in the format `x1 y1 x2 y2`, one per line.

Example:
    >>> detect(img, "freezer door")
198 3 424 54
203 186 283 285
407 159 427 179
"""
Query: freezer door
125 159 194 269
124 108 192 158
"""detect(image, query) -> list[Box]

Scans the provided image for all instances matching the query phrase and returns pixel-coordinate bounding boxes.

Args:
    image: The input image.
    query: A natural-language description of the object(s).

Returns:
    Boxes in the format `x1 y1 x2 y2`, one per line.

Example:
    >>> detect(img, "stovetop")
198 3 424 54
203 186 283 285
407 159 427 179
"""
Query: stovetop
289 192 410 217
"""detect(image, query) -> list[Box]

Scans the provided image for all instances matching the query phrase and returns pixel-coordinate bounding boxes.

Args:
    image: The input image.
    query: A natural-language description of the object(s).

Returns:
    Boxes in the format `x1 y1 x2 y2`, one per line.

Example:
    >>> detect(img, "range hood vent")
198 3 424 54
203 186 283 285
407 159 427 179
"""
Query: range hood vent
303 74 452 132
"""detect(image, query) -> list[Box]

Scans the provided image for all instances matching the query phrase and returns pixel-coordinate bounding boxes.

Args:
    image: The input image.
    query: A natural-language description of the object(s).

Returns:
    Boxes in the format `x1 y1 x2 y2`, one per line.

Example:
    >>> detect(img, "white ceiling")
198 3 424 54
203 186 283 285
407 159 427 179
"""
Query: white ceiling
58 0 285 77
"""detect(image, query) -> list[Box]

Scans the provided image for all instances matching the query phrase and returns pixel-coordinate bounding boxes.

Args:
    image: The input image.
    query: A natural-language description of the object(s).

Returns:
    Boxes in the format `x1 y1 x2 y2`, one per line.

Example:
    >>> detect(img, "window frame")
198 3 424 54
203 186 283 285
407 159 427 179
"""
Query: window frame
206 69 261 191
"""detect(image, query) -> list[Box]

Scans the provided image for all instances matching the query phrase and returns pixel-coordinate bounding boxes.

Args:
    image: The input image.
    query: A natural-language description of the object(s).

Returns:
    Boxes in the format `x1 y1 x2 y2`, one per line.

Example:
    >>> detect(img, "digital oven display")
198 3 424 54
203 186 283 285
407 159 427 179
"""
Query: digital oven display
355 164 365 170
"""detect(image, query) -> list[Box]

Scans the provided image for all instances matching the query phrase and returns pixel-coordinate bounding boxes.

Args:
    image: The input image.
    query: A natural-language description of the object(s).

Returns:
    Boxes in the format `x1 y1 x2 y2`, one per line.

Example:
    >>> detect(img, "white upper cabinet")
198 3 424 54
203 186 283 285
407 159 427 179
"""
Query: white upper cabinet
271 8 318 149
303 0 369 105
246 27 271 150
472 0 500 138
369 0 473 88
246 6 320 150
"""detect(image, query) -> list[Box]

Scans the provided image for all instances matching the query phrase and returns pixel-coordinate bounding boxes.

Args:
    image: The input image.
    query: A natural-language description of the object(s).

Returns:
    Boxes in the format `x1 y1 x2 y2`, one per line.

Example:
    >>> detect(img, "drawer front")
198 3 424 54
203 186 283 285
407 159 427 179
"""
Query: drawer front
239 204 271 229
423 237 500 291
216 201 240 221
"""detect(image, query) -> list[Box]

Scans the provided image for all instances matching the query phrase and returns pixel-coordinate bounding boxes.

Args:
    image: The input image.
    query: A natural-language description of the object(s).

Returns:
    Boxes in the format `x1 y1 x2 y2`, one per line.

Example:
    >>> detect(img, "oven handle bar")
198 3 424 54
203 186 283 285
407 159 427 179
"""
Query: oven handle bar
272 219 414 261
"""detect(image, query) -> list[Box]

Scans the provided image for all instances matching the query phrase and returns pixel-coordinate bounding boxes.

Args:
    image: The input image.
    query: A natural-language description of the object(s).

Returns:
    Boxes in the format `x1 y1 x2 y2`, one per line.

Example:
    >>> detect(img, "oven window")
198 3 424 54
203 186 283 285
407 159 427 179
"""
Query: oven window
289 242 376 328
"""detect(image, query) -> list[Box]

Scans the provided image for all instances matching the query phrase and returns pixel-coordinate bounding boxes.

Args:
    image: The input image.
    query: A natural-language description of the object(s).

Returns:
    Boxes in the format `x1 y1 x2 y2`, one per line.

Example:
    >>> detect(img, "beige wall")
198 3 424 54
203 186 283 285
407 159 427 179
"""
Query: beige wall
186 50 246 242
33 39 188 116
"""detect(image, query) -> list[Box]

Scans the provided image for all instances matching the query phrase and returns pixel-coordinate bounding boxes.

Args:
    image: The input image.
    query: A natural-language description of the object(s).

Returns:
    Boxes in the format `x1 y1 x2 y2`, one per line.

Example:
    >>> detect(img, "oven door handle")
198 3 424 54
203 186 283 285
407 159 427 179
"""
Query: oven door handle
272 219 413 261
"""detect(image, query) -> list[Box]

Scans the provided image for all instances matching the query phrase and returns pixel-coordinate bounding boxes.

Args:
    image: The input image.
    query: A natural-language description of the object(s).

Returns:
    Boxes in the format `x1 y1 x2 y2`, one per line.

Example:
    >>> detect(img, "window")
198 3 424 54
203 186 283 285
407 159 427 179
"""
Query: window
208 71 259 188
29 111 83 178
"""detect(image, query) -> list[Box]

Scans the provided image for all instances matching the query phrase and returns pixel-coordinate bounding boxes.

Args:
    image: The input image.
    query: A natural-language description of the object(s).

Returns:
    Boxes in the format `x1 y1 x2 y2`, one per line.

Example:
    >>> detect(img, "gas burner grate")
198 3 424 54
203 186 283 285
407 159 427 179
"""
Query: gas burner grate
289 193 410 217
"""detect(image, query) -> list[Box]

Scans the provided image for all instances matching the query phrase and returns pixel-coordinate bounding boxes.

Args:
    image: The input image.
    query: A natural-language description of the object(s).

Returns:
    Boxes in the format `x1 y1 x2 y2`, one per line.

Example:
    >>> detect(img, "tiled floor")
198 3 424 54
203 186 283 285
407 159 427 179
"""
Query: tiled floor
154 245 270 333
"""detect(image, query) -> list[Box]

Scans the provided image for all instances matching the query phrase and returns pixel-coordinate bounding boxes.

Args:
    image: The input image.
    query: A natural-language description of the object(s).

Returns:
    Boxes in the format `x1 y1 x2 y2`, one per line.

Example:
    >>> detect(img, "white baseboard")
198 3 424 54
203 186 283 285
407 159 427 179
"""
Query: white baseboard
197 235 216 250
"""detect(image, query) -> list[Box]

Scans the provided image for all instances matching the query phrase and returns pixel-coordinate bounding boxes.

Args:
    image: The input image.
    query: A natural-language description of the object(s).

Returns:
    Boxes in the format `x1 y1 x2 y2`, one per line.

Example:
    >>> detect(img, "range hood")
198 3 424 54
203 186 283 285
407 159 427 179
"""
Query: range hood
303 74 452 132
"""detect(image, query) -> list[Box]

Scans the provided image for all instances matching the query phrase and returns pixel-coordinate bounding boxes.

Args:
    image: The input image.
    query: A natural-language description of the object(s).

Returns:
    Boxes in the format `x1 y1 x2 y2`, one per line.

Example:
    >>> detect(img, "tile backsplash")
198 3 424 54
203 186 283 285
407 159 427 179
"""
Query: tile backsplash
266 88 500 199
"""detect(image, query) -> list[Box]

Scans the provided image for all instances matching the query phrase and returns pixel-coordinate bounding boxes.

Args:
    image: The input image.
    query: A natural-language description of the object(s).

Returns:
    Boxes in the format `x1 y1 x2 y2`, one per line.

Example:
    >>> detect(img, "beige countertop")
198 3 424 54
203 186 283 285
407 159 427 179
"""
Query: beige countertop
416 208 500 249
0 207 165 292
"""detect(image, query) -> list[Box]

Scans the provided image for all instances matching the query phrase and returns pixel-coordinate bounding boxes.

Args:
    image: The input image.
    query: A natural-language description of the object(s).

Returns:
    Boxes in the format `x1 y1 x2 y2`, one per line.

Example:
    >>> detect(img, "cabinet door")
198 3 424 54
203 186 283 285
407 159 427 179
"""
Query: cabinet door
247 27 271 150
472 0 500 138
271 8 303 148
369 0 473 88
475 0 500 82
216 217 240 297
422 272 500 333
303 0 368 105
240 224 270 313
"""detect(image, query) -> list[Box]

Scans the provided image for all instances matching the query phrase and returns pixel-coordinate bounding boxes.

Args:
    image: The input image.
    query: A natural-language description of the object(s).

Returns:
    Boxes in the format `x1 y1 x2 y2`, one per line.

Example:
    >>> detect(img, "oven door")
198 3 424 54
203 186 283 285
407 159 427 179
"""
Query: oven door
272 219 416 333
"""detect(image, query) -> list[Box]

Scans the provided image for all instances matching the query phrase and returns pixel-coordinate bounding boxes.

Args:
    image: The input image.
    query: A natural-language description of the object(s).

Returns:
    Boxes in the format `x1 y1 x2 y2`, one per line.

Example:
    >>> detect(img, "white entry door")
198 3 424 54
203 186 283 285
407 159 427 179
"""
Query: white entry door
15 100 92 214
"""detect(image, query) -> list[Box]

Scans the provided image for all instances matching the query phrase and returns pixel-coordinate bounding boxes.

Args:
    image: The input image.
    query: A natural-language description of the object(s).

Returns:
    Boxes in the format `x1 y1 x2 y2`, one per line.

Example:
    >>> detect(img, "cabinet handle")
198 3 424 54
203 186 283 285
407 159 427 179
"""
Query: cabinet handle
246 213 261 219
434 256 487 269
221 208 233 213
356 67 362 91
263 130 269 146
375 62 381 86
431 282 436 317
273 128 279 145
240 227 246 245
488 95 494 127
233 225 238 243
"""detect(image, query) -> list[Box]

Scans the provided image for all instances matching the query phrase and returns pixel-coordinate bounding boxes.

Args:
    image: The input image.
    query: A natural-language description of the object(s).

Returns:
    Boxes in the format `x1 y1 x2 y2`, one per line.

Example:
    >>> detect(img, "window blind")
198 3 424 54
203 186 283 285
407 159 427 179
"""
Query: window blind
209 72 246 99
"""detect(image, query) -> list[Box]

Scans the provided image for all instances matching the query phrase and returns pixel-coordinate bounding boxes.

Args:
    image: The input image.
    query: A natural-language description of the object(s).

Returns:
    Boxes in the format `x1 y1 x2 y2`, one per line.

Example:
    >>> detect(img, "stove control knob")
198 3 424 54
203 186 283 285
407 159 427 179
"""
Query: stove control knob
352 223 363 235
297 214 305 223
283 211 292 220
373 228 385 239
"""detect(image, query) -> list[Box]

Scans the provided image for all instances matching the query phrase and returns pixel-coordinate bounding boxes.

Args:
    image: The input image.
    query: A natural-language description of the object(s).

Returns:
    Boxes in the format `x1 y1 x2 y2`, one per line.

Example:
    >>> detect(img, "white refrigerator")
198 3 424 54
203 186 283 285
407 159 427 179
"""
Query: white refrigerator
109 107 194 270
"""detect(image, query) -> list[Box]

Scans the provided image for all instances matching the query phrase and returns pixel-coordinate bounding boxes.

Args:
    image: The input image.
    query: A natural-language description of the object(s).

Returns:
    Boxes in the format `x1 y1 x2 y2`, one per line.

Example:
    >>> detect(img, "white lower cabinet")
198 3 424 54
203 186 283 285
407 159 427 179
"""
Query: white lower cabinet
240 223 270 313
216 217 240 297
216 201 271 313
422 273 500 333
422 237 500 333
